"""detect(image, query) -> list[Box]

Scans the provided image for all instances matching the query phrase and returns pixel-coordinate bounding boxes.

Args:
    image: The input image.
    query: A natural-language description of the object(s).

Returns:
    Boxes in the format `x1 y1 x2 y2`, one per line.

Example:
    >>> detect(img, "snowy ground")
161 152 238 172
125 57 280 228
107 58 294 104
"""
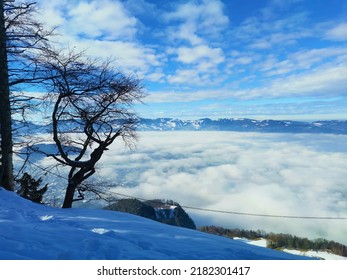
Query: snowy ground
0 187 313 260
283 249 347 260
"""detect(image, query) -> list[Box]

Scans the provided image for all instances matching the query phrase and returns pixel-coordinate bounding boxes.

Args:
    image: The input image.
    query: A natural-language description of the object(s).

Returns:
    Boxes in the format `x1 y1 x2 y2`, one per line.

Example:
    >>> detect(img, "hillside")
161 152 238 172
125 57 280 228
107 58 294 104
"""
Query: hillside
199 226 347 260
0 187 311 260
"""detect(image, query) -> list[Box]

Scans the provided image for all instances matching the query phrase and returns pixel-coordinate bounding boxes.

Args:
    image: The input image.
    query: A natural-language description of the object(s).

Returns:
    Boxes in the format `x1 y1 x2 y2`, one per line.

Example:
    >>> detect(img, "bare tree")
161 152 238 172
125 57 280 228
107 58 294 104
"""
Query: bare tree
39 48 144 208
0 0 54 191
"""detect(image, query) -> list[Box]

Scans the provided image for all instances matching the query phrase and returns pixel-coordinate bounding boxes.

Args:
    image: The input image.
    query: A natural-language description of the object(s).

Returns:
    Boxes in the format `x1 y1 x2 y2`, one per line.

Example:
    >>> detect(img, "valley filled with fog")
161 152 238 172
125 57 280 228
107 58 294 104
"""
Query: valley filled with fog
17 131 347 245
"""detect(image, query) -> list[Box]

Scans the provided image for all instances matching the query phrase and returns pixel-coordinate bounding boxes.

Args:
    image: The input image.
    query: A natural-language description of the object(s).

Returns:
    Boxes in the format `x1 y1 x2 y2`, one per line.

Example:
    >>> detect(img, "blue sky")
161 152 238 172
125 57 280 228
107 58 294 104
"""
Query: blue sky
34 0 347 120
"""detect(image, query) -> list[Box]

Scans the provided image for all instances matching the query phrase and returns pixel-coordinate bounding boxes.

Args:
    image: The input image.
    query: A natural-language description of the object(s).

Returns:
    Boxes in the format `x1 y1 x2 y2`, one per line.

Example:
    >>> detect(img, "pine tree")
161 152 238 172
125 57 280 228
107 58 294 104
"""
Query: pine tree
17 172 47 204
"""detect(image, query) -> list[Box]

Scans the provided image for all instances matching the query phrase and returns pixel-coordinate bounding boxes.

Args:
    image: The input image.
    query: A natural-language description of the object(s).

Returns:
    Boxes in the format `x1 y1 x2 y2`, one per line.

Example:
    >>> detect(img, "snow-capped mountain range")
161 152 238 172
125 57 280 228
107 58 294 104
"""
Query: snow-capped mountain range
14 118 347 135
137 118 347 134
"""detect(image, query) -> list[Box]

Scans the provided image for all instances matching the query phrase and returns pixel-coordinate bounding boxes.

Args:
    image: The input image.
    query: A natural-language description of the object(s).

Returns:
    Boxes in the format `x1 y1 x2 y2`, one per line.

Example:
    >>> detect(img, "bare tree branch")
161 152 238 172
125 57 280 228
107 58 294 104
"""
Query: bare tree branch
37 48 144 208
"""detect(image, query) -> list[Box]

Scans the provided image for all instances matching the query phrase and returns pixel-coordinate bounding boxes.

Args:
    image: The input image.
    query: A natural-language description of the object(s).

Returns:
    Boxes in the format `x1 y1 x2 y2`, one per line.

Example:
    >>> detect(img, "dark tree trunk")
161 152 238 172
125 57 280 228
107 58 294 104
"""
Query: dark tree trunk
62 170 84 208
0 0 14 191
62 183 76 208
62 168 92 208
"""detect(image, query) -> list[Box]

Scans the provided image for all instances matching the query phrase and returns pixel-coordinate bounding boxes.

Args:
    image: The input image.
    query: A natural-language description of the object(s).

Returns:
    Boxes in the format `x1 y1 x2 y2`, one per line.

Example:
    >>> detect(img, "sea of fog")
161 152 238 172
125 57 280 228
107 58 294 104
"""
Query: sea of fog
16 131 347 245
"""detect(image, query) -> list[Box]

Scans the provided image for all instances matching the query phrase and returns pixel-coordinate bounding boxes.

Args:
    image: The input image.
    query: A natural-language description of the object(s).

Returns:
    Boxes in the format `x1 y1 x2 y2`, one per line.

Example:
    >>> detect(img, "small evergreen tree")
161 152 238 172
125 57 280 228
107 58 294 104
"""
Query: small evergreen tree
17 172 47 203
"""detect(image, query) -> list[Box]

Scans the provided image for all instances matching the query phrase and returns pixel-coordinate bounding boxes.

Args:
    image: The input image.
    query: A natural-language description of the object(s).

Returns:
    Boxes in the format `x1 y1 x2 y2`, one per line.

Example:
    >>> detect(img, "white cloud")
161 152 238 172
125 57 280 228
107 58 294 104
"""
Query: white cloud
165 45 225 85
93 131 347 244
248 31 305 50
34 0 161 76
146 70 165 82
39 0 138 40
289 47 347 69
149 60 347 102
176 45 225 65
36 1 68 28
70 1 137 40
164 0 229 45
266 64 347 97
234 56 254 65
256 47 347 77
173 21 204 46
325 22 347 41
67 39 161 76
146 88 230 102
124 0 158 17
166 67 226 86
233 10 310 50
167 69 202 85
249 39 272 50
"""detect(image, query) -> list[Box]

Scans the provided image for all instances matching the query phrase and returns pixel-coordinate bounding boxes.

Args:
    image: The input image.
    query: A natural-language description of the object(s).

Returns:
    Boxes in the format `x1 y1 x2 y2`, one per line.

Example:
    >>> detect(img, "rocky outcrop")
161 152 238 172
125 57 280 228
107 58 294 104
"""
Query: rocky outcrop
105 198 196 230
104 199 157 220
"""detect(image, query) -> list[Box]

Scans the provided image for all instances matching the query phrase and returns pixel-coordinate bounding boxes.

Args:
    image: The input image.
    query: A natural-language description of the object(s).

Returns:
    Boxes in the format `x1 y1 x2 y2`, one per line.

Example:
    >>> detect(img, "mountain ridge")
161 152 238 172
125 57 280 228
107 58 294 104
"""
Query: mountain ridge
136 118 347 134
14 118 347 135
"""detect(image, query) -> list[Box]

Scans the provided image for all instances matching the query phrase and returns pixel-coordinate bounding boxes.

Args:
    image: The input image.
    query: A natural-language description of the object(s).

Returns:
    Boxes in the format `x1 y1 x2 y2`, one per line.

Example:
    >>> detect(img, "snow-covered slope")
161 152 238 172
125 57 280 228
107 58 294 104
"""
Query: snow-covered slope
0 188 311 260
235 238 347 260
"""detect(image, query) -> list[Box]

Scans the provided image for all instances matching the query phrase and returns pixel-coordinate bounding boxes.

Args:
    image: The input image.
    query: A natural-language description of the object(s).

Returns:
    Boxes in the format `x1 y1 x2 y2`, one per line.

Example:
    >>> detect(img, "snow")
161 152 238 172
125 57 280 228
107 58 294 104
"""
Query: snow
0 187 313 260
235 238 347 260
312 122 323 127
167 120 177 128
155 206 177 219
283 249 347 260
234 237 268 248
191 120 202 130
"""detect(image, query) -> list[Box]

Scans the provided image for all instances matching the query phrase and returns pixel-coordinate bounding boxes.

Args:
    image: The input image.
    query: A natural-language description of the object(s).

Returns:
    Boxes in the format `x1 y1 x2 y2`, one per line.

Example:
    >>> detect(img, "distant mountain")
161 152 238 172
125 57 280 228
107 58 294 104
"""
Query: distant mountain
13 118 347 135
136 118 347 134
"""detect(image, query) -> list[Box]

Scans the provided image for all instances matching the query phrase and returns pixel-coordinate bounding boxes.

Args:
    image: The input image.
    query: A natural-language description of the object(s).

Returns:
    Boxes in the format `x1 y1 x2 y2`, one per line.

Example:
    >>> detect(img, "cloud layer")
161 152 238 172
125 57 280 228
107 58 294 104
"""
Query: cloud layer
94 132 347 245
